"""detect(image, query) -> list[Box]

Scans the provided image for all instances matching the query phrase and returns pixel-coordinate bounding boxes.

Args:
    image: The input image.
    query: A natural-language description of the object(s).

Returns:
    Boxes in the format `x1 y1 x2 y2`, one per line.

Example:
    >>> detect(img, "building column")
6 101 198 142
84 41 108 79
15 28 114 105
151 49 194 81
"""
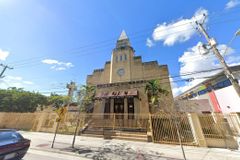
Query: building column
134 97 139 119
101 99 106 119
110 99 114 118
124 98 128 119
188 113 207 147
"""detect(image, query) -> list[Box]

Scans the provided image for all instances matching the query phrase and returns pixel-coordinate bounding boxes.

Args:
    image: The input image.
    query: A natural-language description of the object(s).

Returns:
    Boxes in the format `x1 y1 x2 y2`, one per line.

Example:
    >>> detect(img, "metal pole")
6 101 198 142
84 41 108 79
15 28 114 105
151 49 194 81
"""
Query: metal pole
173 116 187 160
72 90 85 148
196 21 240 98
51 121 60 148
72 110 81 148
0 64 13 78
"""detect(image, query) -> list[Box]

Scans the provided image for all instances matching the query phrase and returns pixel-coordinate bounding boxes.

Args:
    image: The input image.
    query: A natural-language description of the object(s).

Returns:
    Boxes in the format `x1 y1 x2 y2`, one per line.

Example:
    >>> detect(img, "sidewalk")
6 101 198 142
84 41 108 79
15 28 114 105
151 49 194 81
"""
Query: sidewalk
20 131 240 160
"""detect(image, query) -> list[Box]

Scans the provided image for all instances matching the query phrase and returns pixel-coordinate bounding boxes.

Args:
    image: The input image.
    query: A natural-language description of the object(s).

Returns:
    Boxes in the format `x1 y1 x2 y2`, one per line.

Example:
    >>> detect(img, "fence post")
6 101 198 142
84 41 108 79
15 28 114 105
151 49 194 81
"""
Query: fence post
227 113 240 136
188 113 207 147
148 114 154 142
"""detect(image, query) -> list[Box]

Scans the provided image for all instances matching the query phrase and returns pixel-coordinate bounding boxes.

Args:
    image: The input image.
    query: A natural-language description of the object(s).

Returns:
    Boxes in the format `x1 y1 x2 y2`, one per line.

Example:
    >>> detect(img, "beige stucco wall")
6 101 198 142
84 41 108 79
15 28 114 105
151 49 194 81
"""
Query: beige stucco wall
87 55 171 85
0 112 78 134
0 112 58 131
0 112 39 130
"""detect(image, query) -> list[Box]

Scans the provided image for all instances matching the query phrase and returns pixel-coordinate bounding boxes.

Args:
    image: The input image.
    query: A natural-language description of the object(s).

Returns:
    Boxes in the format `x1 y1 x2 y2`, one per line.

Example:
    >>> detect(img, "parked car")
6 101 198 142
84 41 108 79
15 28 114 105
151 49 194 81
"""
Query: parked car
0 129 30 160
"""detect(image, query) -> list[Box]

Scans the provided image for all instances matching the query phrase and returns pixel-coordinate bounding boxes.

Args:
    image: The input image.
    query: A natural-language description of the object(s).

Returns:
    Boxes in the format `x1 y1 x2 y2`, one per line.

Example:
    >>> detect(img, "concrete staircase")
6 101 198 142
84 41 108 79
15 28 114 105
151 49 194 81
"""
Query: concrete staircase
79 117 148 142
80 127 148 142
111 131 148 142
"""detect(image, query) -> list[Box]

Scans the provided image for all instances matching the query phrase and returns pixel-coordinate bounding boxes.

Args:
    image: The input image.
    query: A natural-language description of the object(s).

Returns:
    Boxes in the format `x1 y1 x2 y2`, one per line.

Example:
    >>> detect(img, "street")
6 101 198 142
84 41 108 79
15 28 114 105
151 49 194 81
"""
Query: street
23 149 88 160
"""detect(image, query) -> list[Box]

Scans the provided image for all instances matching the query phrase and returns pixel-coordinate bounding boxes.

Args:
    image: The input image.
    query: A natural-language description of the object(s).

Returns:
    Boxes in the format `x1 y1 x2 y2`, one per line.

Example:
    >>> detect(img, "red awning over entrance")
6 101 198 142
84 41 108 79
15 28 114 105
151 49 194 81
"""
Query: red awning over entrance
95 89 138 99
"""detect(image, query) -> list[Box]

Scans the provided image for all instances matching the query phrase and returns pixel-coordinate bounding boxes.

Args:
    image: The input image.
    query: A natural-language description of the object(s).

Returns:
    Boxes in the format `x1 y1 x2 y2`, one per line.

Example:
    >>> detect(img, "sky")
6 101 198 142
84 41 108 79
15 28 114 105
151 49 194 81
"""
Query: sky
0 0 240 96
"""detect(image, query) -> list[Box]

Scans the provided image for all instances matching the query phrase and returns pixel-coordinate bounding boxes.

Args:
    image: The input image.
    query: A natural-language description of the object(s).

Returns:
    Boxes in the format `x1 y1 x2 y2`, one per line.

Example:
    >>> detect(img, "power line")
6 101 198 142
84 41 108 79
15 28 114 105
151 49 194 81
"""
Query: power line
7 10 240 68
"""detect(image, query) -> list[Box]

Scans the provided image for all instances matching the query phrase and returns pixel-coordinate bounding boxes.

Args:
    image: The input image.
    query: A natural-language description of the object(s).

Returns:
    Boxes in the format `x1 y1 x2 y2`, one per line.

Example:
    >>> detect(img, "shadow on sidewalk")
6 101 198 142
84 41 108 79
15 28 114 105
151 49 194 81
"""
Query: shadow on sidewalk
58 142 183 160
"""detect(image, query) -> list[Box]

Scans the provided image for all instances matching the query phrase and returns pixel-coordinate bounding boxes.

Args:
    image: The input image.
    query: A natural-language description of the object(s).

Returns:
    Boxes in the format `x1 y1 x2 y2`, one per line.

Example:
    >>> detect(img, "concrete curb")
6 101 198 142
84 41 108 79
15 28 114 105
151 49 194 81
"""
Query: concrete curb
30 147 91 160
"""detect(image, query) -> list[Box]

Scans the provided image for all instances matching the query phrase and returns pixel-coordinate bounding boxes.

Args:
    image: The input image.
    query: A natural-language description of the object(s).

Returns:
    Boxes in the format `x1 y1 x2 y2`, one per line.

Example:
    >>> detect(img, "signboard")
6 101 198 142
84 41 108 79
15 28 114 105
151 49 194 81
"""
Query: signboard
55 106 67 122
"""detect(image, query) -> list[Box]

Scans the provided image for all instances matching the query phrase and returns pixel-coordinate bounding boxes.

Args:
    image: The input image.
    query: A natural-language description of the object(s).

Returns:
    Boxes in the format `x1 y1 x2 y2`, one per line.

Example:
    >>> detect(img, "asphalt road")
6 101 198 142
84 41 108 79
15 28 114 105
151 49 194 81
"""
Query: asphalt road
23 153 66 160
22 149 88 160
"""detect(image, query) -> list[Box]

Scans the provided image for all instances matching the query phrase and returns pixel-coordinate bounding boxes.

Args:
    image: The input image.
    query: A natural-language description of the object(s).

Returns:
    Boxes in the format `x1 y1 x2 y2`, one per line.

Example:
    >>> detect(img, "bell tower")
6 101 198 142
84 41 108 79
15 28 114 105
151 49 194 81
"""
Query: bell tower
110 30 135 83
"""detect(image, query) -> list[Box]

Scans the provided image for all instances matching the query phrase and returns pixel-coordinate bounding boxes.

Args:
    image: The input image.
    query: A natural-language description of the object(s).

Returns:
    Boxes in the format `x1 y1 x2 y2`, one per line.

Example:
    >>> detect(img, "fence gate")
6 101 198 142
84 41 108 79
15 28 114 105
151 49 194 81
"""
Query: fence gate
151 113 196 146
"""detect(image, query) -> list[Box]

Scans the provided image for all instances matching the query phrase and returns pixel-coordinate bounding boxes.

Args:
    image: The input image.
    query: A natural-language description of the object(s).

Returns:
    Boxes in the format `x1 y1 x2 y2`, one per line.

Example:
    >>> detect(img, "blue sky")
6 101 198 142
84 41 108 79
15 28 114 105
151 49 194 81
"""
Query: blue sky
0 0 240 96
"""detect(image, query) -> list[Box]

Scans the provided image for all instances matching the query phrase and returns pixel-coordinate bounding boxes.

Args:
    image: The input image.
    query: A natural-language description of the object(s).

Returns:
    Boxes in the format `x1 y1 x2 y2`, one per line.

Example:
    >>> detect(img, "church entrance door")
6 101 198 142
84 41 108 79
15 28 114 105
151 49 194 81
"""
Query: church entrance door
114 98 124 119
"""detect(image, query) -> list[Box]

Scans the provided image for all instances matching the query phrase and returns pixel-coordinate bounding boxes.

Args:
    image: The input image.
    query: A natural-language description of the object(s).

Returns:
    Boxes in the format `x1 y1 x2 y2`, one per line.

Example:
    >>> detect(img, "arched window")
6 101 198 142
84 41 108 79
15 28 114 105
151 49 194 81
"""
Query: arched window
124 54 127 61
120 55 122 61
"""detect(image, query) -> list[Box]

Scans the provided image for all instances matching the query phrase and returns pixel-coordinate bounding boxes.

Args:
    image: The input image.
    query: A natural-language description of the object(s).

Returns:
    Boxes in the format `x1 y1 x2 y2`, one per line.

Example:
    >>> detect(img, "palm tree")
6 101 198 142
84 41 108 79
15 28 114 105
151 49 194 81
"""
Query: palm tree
145 79 168 113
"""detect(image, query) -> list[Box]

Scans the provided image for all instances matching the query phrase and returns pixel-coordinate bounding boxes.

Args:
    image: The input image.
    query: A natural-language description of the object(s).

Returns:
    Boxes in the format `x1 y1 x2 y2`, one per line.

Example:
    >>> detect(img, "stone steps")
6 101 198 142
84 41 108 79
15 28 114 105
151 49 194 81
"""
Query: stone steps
111 135 147 142
80 133 103 138
81 127 148 142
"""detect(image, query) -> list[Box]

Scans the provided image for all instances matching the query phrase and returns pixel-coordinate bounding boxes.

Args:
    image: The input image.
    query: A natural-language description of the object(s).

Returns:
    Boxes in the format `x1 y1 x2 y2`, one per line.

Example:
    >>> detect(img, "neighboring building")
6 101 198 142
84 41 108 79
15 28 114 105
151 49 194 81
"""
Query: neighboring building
176 65 240 113
87 31 174 116
174 99 213 113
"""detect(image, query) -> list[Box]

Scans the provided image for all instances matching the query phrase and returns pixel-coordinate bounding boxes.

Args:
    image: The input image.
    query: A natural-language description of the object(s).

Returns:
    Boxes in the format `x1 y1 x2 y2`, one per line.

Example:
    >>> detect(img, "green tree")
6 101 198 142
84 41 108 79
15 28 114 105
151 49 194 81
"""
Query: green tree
0 88 48 112
78 85 96 112
145 79 168 113
47 93 70 109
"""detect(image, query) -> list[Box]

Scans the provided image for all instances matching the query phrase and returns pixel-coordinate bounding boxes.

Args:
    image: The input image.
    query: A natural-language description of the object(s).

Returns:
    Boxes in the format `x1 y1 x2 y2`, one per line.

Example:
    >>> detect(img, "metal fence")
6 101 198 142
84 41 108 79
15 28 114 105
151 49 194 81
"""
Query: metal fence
198 113 227 139
151 113 195 145
78 113 149 131
226 113 240 136
41 112 239 146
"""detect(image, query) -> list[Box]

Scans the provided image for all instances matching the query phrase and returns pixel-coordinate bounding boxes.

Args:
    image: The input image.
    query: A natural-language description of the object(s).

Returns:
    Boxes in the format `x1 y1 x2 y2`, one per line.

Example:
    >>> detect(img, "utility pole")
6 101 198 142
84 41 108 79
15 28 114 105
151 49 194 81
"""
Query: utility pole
0 64 13 78
195 17 240 98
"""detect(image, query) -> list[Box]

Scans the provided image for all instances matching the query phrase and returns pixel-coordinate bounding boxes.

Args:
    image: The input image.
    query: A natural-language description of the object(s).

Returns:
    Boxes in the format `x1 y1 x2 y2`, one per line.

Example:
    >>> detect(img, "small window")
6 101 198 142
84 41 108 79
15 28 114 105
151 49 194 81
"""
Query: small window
198 89 207 95
217 82 224 89
116 56 118 62
223 79 231 87
206 86 212 92
120 55 122 61
124 54 127 61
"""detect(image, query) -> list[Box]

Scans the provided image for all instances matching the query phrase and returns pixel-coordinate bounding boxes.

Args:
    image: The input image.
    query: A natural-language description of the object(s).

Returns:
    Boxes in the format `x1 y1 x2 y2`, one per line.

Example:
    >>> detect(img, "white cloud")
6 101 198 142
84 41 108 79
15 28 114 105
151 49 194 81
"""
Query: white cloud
146 38 154 47
170 77 181 97
172 79 206 97
41 59 74 71
0 75 34 89
42 59 59 64
55 67 66 71
147 8 208 46
0 49 10 61
172 42 239 97
23 81 34 85
7 76 22 81
179 42 235 76
225 0 240 9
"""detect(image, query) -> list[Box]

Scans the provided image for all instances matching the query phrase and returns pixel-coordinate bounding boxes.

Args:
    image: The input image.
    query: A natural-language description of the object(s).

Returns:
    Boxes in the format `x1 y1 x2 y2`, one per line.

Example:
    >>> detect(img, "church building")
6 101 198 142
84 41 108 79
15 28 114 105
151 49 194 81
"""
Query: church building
87 31 174 117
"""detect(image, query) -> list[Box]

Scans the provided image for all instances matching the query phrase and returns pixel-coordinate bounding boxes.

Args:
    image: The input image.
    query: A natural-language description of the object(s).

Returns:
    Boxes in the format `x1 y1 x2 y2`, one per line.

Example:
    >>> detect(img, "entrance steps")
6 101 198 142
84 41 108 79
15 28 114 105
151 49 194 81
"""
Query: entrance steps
80 128 148 142
112 131 148 142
